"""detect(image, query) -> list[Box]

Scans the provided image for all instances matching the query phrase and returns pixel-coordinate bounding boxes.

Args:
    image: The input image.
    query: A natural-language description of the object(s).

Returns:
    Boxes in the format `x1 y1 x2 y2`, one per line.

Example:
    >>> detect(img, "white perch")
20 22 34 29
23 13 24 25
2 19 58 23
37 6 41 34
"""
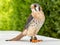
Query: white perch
0 31 60 45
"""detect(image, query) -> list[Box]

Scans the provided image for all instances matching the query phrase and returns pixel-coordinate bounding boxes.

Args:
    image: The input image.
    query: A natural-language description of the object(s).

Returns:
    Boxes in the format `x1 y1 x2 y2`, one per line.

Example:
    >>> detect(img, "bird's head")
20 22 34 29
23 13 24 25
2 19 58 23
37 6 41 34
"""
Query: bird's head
30 3 42 12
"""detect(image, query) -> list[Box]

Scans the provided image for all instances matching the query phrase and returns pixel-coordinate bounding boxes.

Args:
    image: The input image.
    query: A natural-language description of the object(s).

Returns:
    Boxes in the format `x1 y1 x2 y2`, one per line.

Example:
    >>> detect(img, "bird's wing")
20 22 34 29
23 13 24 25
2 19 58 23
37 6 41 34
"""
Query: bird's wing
24 15 33 29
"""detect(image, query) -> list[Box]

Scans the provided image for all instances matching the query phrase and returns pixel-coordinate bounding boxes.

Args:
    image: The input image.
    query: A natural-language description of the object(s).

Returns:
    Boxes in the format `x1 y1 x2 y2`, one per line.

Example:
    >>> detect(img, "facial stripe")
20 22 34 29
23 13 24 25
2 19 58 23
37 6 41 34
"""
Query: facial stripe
38 7 40 11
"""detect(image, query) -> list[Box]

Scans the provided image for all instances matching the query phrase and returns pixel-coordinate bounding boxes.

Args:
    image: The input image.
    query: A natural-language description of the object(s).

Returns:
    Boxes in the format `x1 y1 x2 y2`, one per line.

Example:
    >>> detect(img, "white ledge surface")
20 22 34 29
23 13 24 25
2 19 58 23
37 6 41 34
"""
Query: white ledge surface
0 31 60 45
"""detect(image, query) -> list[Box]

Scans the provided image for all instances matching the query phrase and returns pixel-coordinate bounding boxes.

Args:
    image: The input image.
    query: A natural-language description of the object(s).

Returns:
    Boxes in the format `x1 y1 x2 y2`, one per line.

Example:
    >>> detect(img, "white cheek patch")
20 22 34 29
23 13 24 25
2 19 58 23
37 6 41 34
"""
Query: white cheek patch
36 7 38 11
36 7 39 11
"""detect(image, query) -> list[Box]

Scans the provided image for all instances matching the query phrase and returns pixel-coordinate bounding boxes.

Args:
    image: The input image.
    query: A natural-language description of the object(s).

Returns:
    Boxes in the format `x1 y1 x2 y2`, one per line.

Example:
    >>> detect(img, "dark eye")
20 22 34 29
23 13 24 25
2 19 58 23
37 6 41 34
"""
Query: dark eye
34 4 36 7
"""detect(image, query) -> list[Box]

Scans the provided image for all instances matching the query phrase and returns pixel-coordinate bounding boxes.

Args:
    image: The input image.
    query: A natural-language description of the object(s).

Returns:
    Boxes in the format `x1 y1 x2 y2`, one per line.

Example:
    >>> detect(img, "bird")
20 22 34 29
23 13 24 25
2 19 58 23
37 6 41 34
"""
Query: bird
6 3 45 42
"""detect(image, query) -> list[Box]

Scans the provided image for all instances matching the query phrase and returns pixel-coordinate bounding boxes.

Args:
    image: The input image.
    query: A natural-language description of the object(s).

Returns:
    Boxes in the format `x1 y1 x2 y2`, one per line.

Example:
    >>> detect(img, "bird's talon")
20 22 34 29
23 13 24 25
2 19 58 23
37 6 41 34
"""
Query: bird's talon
30 39 43 43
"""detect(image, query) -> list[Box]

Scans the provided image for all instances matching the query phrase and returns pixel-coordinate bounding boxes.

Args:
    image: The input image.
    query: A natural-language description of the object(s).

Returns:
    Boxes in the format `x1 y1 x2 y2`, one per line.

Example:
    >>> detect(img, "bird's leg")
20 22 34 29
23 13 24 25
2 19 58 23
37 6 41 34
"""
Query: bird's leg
30 36 42 43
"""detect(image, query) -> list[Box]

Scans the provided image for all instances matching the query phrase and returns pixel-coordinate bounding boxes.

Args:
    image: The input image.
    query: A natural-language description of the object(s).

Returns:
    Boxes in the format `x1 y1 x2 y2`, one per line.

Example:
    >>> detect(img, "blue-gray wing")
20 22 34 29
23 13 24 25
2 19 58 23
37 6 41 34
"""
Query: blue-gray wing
24 15 33 29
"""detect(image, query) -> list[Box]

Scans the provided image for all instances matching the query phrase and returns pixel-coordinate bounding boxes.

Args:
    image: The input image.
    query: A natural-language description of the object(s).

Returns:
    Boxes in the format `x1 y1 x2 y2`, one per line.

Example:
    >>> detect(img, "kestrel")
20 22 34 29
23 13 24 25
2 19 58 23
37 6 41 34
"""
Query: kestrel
6 3 45 42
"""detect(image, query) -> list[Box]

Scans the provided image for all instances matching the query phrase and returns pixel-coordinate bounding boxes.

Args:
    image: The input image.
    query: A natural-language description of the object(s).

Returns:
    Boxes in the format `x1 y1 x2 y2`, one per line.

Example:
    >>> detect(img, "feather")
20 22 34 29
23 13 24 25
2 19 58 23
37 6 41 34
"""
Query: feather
24 15 33 29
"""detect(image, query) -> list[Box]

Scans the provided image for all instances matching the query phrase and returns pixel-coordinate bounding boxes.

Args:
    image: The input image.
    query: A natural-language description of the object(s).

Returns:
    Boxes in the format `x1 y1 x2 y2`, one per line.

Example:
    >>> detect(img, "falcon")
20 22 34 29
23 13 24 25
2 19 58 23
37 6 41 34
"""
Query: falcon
6 3 45 42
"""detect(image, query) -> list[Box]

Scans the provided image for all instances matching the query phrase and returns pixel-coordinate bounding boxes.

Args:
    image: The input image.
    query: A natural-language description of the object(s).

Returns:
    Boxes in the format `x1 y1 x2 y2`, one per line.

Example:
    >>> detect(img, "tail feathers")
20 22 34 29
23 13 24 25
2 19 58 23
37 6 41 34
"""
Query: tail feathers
6 32 24 41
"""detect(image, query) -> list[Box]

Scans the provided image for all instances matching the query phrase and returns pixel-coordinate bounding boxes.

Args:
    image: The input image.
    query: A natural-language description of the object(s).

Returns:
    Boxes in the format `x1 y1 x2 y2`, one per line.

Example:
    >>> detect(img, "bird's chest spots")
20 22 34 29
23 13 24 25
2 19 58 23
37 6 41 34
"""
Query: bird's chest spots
30 19 40 26
33 19 39 24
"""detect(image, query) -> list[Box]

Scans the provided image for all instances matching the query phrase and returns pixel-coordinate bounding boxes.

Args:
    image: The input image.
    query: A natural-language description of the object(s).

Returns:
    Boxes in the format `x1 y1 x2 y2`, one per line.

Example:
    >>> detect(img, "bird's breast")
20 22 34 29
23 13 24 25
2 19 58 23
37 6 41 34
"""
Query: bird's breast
28 17 45 30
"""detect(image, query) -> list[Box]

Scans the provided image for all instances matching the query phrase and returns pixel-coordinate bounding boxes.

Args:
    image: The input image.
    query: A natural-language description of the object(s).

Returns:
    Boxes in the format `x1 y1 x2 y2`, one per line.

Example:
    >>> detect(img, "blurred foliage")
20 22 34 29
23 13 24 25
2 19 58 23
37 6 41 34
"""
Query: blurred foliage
0 0 60 38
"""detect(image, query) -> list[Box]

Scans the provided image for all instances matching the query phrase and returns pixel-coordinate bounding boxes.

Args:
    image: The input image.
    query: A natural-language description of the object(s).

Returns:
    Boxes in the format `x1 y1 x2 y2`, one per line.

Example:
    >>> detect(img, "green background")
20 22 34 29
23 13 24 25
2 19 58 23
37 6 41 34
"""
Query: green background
0 0 60 39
